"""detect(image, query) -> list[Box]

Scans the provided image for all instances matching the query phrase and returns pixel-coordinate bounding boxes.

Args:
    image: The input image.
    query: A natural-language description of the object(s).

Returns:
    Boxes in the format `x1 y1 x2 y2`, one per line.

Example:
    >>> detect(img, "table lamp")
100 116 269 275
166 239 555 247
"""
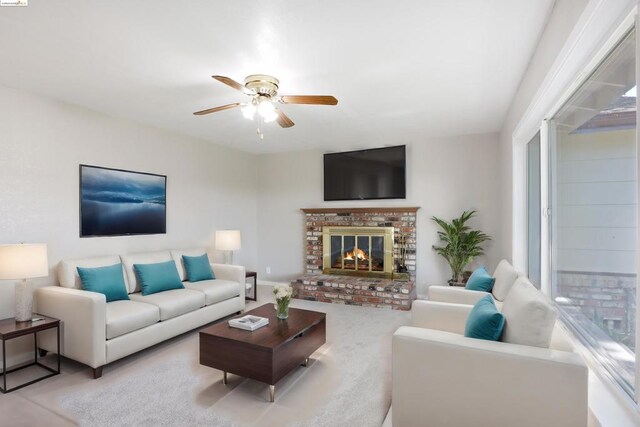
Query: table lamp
215 230 241 265
0 243 48 322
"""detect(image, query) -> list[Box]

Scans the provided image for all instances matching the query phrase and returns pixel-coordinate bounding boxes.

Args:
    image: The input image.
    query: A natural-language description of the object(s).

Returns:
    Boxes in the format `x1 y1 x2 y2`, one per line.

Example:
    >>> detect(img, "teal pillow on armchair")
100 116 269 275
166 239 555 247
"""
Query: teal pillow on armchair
465 267 495 292
464 295 505 341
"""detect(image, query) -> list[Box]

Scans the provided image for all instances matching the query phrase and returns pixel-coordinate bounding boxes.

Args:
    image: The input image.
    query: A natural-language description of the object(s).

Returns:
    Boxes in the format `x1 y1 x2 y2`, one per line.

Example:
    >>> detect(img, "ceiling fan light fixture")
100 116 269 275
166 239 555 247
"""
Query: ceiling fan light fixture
194 74 337 132
262 110 278 123
258 99 277 120
241 103 257 120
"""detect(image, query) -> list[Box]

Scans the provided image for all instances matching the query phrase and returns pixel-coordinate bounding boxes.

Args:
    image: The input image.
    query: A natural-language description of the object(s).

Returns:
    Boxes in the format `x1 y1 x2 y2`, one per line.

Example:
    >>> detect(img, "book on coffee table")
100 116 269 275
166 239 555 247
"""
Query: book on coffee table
229 315 269 331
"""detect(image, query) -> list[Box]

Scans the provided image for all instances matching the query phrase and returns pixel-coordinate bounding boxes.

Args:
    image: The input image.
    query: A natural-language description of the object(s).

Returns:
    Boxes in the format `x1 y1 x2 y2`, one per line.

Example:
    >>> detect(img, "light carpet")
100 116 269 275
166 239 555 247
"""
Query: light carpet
52 298 409 426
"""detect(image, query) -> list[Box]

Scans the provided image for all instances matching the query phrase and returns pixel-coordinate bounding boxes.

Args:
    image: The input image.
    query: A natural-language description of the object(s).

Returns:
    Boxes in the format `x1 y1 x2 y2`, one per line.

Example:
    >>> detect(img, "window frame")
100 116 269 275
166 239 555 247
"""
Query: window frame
514 7 640 407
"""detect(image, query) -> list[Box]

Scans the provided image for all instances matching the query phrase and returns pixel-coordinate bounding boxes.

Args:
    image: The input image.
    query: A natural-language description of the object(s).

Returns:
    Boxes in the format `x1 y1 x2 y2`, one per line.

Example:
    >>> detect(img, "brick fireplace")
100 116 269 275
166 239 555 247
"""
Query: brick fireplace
292 207 418 310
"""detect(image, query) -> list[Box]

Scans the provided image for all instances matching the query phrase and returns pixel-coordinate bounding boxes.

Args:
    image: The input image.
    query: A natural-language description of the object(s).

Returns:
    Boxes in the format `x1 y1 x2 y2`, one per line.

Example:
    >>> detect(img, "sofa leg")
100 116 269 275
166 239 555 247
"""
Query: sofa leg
92 366 103 379
38 348 48 357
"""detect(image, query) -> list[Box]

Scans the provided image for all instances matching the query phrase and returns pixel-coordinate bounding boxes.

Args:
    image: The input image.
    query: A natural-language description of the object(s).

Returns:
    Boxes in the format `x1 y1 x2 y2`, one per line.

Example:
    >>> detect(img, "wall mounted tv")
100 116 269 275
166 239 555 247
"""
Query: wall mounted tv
323 145 406 201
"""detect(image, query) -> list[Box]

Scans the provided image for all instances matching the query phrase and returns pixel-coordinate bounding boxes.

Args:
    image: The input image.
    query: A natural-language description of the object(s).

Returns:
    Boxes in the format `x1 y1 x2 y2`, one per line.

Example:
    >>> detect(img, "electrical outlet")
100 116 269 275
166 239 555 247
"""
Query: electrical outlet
266 267 271 274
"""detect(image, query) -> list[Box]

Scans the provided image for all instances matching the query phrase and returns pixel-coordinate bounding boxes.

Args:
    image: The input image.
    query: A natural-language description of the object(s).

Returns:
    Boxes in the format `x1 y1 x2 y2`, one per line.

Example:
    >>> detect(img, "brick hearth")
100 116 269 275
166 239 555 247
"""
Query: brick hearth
292 274 416 311
292 207 419 310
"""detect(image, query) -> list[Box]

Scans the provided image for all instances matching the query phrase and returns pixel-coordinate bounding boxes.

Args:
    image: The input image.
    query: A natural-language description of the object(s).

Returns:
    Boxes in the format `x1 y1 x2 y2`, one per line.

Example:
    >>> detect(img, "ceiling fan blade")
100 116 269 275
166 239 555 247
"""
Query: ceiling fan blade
280 95 338 106
193 102 241 116
275 108 295 128
212 75 247 93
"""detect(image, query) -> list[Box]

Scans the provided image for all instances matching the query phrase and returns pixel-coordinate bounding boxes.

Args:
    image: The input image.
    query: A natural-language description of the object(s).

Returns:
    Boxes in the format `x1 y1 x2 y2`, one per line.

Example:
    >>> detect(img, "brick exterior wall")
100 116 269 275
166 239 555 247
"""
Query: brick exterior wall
295 208 418 310
557 271 636 350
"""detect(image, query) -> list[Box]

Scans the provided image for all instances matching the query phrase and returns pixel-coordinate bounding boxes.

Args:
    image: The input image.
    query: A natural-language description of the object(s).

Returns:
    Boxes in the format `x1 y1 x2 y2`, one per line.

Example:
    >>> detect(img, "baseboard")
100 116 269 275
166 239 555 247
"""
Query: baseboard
257 280 288 287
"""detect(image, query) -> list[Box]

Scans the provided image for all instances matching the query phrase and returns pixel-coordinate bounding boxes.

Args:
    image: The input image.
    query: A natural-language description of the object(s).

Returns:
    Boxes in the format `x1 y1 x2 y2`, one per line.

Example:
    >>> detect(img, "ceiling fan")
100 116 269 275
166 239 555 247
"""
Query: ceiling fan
193 74 338 131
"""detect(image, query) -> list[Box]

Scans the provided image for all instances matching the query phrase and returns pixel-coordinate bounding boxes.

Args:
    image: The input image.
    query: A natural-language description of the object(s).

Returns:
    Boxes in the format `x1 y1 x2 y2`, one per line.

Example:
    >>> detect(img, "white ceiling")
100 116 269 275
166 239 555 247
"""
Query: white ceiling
0 1 554 154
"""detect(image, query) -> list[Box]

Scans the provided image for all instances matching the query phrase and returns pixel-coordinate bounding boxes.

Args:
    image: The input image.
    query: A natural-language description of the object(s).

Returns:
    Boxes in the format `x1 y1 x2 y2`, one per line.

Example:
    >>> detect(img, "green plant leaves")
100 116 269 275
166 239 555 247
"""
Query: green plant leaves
431 210 491 282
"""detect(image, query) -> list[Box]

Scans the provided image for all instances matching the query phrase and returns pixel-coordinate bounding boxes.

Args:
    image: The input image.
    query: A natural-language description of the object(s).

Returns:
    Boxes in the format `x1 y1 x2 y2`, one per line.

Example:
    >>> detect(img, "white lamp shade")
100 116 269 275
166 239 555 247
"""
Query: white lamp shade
0 243 49 280
215 230 241 251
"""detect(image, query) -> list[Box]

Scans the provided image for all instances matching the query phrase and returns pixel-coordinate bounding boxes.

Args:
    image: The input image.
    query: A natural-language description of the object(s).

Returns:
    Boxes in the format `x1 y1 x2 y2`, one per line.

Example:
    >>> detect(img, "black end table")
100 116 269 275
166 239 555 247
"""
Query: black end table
246 271 257 301
0 315 60 393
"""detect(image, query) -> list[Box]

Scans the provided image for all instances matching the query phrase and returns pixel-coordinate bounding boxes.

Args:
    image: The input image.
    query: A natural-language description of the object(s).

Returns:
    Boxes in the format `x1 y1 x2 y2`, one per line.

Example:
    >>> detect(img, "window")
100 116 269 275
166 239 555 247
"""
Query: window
549 30 637 396
527 132 542 288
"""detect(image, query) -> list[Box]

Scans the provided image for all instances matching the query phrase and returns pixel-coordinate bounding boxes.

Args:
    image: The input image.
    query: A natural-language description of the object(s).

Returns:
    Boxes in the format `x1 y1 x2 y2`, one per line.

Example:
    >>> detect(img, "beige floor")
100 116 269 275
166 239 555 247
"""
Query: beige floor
0 290 273 427
1 285 406 427
1 288 602 427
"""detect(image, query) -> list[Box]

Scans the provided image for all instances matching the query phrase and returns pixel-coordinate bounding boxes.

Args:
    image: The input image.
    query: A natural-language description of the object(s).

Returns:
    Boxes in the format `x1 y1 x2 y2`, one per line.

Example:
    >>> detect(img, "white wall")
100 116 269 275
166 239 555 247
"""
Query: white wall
497 0 590 267
0 85 258 361
256 134 500 295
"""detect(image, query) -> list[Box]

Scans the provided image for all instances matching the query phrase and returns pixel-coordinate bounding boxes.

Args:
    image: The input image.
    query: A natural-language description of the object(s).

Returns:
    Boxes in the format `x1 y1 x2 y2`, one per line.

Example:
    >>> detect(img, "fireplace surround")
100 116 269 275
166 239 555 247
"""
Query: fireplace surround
294 207 418 310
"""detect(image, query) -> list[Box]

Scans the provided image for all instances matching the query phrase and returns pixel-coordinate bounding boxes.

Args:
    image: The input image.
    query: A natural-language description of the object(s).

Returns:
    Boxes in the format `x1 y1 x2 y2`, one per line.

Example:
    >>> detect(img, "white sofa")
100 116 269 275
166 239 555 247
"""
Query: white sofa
391 274 588 427
35 248 245 378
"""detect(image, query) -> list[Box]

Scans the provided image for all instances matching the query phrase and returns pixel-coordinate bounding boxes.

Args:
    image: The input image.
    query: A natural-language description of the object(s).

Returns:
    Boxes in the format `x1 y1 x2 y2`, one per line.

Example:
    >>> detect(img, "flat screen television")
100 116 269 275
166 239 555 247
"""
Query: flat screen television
323 145 406 201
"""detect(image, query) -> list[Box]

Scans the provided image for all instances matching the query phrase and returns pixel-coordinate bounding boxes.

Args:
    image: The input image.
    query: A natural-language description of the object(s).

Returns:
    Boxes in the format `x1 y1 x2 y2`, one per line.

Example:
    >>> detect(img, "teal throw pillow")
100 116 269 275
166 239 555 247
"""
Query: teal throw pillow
182 254 215 282
464 295 505 341
465 267 495 292
134 260 184 296
77 263 130 302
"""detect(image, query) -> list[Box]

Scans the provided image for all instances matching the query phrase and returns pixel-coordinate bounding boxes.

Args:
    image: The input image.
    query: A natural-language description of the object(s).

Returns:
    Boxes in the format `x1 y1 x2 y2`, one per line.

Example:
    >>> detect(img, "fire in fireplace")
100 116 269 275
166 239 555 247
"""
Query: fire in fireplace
323 226 394 278
330 236 385 272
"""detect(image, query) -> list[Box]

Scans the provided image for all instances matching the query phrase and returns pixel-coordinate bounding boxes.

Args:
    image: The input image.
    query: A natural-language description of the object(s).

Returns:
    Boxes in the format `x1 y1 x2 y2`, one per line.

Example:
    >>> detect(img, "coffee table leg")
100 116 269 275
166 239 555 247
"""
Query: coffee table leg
222 371 227 385
302 357 309 367
269 385 275 402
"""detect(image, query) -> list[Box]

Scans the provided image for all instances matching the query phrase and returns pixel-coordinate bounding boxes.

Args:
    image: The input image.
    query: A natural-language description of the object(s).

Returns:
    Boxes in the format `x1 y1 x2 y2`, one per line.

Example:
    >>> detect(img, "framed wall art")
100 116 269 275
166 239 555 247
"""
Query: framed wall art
79 164 166 237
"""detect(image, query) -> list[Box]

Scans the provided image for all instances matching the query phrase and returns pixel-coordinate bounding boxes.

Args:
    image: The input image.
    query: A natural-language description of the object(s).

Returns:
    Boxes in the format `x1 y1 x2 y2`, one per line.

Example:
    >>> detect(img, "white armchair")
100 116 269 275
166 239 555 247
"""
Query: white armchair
392 294 588 426
428 259 519 308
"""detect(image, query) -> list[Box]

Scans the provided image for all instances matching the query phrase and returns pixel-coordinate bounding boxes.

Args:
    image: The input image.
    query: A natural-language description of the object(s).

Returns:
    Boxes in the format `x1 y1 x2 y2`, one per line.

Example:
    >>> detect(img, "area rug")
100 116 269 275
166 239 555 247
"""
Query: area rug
57 299 410 427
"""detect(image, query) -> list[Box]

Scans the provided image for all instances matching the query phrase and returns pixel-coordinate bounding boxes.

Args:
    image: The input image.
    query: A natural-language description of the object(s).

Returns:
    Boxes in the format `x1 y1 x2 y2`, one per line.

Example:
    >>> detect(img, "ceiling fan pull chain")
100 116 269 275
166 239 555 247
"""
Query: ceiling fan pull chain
257 115 265 140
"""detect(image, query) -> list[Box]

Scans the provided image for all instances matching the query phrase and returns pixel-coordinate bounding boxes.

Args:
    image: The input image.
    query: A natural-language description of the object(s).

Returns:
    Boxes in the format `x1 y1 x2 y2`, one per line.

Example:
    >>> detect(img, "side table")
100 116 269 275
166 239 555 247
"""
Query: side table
0 315 60 393
245 271 257 301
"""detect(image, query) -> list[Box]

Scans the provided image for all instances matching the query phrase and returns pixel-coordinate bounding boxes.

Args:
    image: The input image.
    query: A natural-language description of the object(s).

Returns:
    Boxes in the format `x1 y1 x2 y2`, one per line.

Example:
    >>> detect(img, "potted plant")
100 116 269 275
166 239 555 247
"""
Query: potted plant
431 210 491 285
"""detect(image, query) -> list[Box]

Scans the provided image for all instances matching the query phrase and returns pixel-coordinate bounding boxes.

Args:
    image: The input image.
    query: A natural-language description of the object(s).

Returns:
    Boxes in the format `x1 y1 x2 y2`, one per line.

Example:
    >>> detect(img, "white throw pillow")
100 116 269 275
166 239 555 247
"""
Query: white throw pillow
491 259 518 301
501 277 557 348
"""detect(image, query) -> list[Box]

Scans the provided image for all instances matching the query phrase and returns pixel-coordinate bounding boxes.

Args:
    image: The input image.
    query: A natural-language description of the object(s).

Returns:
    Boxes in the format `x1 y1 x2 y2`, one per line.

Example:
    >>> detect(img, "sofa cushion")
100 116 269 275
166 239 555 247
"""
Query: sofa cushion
134 260 184 296
129 288 205 321
77 263 130 302
491 259 519 301
121 251 173 293
184 279 240 305
58 255 128 290
501 277 557 348
182 254 215 282
465 267 495 292
170 248 208 281
106 300 160 339
464 295 505 341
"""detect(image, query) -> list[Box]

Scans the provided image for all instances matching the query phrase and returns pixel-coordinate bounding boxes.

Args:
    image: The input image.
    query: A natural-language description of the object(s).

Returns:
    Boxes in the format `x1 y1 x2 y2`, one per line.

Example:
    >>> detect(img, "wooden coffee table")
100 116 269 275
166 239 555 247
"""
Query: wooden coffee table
199 303 326 402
